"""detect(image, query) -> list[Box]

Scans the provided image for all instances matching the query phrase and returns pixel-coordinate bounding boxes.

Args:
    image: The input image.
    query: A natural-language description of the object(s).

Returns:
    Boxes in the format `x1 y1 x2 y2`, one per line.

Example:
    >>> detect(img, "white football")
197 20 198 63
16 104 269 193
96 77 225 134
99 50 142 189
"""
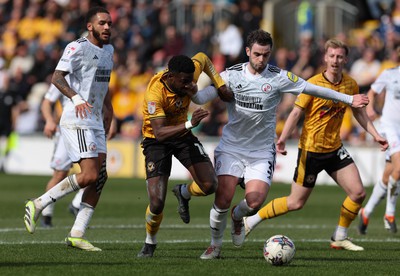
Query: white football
263 235 296 266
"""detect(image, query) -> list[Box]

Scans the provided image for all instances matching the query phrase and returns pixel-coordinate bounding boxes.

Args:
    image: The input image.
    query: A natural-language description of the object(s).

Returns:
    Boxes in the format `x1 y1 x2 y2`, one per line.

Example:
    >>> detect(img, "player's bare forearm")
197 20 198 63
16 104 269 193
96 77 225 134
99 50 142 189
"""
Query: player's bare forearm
151 108 209 142
51 70 76 98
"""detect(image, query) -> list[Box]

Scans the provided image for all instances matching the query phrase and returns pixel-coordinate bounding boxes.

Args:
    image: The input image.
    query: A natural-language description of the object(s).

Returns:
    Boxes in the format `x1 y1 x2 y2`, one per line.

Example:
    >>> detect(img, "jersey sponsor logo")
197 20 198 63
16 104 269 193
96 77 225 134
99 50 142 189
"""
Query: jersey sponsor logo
148 101 156 114
261 83 272 93
287 71 299 83
236 94 263 110
93 55 99 60
94 69 112 82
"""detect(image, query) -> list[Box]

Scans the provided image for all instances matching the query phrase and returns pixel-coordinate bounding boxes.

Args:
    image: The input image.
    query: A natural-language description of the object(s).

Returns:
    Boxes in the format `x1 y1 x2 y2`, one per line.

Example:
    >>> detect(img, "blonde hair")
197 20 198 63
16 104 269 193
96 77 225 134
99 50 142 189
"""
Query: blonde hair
324 39 349 56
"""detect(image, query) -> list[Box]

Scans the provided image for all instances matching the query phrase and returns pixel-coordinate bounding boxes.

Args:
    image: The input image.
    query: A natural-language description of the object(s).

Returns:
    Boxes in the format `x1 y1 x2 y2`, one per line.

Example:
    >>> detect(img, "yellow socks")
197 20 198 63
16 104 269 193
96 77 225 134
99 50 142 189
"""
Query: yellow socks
187 181 206 196
338 196 361 228
258 197 289 219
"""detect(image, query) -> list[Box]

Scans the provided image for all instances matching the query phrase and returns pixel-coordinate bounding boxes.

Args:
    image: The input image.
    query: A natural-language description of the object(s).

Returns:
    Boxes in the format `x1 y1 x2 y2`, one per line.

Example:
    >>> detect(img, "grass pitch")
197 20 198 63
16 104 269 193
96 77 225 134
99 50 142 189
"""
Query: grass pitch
1 173 399 275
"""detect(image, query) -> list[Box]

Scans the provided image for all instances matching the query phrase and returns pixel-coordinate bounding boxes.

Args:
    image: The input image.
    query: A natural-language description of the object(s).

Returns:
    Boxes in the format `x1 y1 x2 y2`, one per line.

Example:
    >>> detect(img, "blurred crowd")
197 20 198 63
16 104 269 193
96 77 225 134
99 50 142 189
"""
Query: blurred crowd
1 0 400 148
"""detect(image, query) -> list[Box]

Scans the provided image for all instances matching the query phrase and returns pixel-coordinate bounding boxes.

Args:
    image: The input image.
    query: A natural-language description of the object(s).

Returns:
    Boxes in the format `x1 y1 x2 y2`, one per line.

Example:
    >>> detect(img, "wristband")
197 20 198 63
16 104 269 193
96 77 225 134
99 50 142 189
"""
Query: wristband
185 120 193 130
71 94 85 106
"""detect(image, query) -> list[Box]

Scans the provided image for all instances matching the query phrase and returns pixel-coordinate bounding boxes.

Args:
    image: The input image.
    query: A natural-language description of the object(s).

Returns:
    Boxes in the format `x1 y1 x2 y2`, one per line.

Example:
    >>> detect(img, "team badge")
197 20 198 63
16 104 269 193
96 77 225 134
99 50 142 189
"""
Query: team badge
305 174 316 184
175 98 183 108
261 83 272 93
287 72 299 83
147 162 155 172
88 142 97 152
148 101 156 114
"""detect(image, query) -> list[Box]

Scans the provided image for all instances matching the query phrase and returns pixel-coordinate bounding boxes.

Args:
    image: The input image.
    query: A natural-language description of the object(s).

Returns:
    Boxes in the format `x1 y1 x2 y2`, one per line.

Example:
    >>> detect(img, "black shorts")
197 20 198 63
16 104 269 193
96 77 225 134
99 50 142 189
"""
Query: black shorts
141 133 211 179
293 145 354 188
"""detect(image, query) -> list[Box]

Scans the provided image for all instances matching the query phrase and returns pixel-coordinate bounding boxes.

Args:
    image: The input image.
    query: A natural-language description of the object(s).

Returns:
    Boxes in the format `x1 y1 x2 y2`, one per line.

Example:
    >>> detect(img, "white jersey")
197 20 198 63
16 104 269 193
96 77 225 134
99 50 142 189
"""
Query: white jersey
56 37 114 130
218 63 307 152
370 66 400 126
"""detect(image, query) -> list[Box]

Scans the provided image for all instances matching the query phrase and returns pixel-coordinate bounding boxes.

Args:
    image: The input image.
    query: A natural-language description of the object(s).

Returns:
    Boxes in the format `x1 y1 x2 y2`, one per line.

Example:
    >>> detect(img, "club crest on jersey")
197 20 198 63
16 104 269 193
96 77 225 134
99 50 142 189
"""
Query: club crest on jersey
261 83 272 93
287 72 299 83
148 101 156 114
175 98 183 108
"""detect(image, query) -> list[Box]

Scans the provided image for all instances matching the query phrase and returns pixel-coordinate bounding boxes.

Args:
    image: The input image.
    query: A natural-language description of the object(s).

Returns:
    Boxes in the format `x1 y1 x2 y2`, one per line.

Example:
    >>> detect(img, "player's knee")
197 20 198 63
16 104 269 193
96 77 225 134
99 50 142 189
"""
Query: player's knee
201 180 218 195
287 200 305 211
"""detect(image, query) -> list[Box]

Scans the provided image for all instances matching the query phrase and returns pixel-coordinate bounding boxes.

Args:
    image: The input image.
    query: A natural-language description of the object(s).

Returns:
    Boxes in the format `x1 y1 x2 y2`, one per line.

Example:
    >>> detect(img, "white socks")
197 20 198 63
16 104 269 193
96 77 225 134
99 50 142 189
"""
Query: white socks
364 179 387 217
70 202 94 238
209 205 228 247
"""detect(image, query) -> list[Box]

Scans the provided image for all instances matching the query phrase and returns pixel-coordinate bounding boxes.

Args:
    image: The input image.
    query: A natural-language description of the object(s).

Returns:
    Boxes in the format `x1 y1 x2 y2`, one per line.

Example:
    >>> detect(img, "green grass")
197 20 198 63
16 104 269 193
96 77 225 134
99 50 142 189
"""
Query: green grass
1 173 399 275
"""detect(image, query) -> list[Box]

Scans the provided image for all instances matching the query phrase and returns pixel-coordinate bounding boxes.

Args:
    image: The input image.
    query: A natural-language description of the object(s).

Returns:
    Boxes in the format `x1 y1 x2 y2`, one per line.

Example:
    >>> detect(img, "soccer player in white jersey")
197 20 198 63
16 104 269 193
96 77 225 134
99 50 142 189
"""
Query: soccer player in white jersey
191 30 370 259
24 6 114 251
40 84 84 227
359 48 400 234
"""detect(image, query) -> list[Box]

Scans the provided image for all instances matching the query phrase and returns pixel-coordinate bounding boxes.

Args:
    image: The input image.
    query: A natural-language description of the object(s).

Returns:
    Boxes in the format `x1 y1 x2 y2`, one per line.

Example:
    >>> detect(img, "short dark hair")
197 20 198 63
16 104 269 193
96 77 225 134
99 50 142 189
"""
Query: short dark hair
85 6 109 24
168 55 195 74
246 30 273 49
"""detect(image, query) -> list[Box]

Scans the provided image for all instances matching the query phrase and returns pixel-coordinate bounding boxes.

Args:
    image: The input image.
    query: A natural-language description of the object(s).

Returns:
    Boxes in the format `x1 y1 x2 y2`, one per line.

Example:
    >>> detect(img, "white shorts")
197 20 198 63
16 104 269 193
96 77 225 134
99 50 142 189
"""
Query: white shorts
60 126 106 162
50 130 72 171
381 123 400 156
214 145 276 186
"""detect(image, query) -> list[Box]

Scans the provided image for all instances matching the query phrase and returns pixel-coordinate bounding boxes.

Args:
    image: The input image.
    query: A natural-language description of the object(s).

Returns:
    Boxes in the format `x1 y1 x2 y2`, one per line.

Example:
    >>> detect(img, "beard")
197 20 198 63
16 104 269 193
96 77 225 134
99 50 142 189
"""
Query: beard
92 28 110 45
249 60 267 73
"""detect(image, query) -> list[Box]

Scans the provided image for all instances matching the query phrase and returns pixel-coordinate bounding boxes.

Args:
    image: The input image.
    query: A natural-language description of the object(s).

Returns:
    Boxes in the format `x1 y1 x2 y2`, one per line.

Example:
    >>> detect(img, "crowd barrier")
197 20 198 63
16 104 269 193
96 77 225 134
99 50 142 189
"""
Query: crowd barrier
4 135 385 186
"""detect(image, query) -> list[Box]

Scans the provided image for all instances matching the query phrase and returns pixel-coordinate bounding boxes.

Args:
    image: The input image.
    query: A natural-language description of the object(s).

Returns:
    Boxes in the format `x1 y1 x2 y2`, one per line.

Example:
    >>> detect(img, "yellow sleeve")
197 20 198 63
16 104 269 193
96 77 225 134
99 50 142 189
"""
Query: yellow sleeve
192 52 225 88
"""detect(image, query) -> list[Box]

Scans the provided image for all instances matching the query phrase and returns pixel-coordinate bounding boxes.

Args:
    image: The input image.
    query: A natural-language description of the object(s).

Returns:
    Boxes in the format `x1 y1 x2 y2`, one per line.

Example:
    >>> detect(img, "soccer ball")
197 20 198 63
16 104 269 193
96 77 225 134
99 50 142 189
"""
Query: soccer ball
263 235 296 266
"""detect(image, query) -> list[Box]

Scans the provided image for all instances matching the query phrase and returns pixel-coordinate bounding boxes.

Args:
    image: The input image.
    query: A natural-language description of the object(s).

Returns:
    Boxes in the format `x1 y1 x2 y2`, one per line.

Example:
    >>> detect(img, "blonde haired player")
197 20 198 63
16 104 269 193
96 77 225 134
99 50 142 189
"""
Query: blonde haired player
243 38 388 251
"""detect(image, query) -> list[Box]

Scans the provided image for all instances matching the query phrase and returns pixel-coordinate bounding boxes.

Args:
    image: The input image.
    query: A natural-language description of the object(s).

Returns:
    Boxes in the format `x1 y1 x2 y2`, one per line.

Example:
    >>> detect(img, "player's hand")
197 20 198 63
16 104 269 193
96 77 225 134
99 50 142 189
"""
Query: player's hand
43 120 57 138
75 102 93 119
217 85 234 102
351 94 369 108
190 108 210 127
276 139 287 155
375 135 389 151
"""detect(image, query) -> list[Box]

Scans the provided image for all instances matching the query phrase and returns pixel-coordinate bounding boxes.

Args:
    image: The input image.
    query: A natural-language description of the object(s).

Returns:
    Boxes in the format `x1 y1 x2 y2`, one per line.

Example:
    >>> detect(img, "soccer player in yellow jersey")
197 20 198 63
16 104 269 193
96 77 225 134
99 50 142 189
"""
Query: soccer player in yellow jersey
138 52 232 257
244 39 388 251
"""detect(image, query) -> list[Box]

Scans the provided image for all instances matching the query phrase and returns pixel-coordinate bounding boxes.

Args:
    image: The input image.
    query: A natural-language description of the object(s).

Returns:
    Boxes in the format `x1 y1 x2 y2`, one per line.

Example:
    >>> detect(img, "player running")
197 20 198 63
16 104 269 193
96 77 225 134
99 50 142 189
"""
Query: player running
243 38 388 252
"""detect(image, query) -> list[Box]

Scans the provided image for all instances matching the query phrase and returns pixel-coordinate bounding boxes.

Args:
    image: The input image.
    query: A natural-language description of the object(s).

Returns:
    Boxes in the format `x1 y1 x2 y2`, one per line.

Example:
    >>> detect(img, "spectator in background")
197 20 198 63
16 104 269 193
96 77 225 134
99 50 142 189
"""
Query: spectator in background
350 47 381 93
213 17 244 68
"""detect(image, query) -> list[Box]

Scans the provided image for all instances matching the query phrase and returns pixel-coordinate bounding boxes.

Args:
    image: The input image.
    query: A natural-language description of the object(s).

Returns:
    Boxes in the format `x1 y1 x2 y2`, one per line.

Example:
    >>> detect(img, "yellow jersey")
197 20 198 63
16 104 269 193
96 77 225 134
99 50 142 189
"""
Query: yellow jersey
142 53 225 139
296 72 359 153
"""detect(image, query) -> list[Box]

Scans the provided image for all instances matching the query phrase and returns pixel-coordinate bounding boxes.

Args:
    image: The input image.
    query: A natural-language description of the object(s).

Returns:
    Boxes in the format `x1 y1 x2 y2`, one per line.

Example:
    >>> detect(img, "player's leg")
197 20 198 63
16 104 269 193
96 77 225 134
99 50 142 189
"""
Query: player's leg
41 169 69 227
244 148 316 236
200 174 237 259
385 152 400 233
330 162 365 251
41 134 72 227
65 134 107 252
231 149 276 247
172 135 217 224
24 128 97 234
359 160 391 234
138 138 171 258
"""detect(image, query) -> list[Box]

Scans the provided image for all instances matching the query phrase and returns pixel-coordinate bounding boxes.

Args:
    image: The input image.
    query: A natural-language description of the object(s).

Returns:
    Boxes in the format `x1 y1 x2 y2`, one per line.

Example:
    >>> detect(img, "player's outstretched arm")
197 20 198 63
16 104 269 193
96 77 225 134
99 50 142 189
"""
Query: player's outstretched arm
303 82 369 108
352 107 389 151
276 106 303 155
